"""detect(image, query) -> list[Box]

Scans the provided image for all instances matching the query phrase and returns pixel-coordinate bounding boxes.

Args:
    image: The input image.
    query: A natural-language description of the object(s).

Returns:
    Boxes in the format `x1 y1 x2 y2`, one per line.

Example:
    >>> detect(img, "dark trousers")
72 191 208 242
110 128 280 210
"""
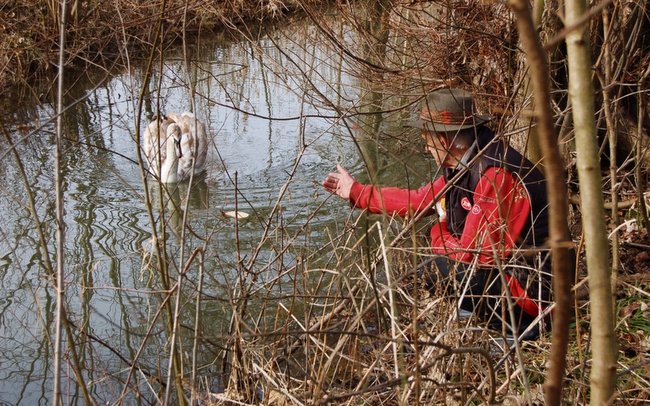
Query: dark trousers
419 257 539 339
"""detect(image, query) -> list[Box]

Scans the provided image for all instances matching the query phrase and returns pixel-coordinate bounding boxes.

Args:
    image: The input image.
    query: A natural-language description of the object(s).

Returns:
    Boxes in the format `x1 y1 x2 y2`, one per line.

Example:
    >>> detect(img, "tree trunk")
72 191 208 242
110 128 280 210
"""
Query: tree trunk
508 1 574 404
564 0 617 404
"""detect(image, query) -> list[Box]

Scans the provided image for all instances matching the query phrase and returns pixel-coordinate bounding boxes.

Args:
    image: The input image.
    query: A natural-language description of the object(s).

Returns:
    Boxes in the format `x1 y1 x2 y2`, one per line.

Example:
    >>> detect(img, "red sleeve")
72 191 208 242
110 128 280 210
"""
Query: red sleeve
430 167 531 265
349 176 446 217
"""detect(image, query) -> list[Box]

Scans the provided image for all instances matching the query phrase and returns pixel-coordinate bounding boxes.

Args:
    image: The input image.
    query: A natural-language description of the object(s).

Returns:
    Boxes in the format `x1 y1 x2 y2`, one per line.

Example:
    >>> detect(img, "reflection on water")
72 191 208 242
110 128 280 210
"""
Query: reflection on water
0 12 434 405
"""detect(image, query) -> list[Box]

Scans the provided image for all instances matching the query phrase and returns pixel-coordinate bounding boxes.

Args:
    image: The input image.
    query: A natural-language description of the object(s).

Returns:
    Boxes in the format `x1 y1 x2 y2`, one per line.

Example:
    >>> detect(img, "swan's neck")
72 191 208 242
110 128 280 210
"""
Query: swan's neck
160 133 179 183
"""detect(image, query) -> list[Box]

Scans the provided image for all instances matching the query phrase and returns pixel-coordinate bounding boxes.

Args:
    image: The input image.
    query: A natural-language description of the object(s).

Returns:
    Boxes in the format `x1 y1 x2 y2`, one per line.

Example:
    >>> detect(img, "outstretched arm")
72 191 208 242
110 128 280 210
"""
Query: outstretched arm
323 164 445 216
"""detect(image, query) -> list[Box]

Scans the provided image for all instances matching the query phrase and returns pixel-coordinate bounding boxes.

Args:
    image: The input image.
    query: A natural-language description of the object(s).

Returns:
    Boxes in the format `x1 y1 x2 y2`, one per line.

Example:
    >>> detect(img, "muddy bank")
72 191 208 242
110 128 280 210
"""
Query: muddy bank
0 0 316 92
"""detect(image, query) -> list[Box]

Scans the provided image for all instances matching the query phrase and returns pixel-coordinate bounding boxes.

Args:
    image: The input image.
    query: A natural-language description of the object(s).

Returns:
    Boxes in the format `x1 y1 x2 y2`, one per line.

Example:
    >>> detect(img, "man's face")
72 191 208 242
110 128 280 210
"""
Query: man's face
421 129 452 167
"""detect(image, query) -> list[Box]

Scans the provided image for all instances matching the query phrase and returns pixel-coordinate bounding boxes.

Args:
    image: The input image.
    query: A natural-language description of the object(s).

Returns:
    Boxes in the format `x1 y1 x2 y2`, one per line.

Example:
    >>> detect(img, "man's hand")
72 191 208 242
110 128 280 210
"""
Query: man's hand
323 163 354 199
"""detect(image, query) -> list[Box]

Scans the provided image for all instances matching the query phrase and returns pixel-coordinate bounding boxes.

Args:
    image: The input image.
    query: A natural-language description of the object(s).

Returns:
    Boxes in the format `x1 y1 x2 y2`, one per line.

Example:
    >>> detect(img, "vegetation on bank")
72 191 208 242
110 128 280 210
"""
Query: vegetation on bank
2 0 650 404
0 0 310 91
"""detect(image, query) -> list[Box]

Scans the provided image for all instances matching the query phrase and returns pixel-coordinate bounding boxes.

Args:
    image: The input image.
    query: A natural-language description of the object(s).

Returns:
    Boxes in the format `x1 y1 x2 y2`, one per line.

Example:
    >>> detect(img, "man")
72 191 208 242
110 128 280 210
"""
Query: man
323 88 551 338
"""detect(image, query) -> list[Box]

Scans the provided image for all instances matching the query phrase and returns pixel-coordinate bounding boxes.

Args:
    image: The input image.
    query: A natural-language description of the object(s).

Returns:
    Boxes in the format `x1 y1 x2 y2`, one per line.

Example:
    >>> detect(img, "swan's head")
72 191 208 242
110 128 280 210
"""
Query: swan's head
166 123 183 158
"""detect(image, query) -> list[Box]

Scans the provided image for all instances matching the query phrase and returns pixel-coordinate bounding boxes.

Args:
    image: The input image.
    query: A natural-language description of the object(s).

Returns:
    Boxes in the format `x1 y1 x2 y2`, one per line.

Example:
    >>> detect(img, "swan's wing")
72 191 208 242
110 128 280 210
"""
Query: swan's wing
180 112 196 123
142 120 156 158
177 132 198 179
177 117 209 179
143 118 168 175
191 119 208 170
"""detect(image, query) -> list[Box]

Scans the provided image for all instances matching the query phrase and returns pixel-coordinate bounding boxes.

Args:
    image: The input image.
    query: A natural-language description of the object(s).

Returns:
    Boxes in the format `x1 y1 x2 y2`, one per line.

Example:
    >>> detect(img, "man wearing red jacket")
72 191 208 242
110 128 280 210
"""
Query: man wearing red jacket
323 88 551 339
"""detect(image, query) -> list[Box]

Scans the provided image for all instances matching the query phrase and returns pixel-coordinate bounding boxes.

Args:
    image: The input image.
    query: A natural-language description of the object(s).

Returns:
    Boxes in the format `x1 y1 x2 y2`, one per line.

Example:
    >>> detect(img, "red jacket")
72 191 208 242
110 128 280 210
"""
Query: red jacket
349 166 531 266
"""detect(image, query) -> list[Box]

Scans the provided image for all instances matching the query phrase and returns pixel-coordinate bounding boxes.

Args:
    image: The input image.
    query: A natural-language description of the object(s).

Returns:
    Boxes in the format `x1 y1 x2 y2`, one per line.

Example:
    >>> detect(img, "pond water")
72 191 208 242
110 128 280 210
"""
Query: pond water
0 12 435 405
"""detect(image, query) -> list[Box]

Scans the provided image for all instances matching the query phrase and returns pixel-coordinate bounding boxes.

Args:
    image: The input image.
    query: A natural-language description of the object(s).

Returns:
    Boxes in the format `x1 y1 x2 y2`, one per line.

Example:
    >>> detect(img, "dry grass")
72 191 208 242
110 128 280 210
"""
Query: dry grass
198 217 650 404
197 214 535 405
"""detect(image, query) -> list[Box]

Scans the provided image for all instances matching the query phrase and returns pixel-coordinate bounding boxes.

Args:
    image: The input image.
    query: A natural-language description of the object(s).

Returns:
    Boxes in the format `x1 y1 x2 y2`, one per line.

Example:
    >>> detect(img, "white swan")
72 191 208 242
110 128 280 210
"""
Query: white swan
165 112 208 179
143 113 209 183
